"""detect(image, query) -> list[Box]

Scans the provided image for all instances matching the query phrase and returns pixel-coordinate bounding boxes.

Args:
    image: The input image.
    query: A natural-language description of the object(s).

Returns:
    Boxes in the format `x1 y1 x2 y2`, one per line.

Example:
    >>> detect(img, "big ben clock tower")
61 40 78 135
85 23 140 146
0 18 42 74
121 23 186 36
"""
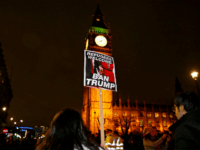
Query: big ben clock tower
82 4 113 134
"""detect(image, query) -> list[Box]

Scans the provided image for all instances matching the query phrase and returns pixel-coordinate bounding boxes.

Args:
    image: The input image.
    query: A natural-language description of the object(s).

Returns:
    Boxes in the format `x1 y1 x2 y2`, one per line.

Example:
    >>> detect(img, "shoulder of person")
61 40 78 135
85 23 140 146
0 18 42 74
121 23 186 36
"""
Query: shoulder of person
106 135 113 141
176 122 199 136
119 137 124 143
175 125 195 144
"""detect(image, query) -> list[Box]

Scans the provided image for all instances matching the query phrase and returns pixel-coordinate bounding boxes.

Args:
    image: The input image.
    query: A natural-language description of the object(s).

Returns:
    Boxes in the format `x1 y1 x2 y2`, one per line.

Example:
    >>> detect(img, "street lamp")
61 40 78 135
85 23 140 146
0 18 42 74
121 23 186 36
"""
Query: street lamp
9 117 14 127
191 71 200 97
2 107 6 111
20 120 23 123
191 71 198 80
14 122 17 125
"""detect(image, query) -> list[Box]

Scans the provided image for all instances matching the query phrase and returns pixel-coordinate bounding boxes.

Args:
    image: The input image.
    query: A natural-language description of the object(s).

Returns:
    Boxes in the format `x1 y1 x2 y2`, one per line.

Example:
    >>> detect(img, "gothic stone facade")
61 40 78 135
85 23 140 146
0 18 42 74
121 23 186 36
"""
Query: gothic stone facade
83 94 176 134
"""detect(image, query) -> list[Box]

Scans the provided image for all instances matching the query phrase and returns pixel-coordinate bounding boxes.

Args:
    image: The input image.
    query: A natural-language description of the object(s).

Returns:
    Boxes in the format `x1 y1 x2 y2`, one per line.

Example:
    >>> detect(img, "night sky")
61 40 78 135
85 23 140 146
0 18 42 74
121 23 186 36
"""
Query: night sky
0 0 200 127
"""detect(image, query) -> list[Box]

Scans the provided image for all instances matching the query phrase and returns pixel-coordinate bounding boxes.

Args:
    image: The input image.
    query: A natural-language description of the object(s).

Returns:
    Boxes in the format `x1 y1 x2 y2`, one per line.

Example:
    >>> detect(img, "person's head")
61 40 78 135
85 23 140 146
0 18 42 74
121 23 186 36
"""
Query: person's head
173 92 200 119
106 129 113 136
143 128 153 140
37 108 99 150
150 127 158 137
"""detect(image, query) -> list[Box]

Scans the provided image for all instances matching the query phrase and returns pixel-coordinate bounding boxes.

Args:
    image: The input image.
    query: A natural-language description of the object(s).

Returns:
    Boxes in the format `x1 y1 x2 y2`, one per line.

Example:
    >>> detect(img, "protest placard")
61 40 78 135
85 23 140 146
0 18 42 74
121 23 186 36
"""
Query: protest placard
84 50 117 91
83 50 117 146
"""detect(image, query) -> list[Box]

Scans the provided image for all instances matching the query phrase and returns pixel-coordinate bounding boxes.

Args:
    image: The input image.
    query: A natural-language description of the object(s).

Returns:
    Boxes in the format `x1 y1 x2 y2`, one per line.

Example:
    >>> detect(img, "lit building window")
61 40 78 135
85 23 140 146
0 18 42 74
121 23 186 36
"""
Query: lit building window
114 112 118 117
170 114 173 118
96 18 100 21
155 112 159 118
123 112 127 116
131 114 135 117
148 120 152 127
2 80 4 83
147 113 151 118
140 120 144 126
162 113 167 118
163 121 167 127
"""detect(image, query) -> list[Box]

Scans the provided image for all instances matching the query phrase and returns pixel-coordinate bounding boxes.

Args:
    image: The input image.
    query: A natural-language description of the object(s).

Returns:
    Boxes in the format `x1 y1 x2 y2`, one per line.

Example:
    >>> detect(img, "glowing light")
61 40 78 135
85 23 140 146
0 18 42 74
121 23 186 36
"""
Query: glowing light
147 113 151 118
89 26 109 34
20 120 23 123
191 71 198 80
14 122 17 125
95 35 107 47
155 112 159 118
163 121 167 127
170 114 173 118
2 107 6 111
162 113 166 118
19 127 33 129
10 117 13 121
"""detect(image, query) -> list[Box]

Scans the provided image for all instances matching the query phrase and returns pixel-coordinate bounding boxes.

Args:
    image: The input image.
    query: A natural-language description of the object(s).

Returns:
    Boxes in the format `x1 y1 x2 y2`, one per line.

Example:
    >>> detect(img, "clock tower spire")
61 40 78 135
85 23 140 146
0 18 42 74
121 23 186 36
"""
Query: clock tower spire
92 3 108 29
85 3 112 55
82 3 113 134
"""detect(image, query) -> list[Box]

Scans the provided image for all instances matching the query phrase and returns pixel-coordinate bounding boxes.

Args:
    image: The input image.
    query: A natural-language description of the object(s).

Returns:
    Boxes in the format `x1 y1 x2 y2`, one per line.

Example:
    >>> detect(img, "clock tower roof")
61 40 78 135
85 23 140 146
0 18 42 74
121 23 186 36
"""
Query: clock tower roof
91 3 108 29
94 3 103 16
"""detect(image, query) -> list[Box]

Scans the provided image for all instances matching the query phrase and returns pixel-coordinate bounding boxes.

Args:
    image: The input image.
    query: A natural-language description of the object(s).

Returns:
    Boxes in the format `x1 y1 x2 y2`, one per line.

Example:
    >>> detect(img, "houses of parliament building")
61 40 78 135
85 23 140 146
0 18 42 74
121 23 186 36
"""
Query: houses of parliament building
82 4 176 135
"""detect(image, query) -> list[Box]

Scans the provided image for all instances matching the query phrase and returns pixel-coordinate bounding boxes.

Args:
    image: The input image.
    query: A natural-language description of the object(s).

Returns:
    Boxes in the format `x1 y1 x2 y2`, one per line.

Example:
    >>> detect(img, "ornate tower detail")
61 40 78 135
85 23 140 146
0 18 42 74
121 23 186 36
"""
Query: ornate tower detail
127 96 130 108
159 101 162 111
135 99 139 110
151 100 155 126
82 4 113 134
151 100 154 111
119 95 122 108
143 100 146 110
85 3 112 56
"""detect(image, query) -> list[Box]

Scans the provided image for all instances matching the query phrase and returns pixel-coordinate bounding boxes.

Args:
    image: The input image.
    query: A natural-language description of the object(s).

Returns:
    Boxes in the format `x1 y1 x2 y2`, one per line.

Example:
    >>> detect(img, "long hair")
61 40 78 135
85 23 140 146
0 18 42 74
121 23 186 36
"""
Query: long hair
36 108 99 150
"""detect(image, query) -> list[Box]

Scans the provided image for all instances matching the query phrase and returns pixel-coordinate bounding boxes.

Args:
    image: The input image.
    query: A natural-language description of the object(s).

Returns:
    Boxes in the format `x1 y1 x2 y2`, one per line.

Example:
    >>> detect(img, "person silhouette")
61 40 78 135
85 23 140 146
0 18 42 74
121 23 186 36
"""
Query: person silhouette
36 108 104 150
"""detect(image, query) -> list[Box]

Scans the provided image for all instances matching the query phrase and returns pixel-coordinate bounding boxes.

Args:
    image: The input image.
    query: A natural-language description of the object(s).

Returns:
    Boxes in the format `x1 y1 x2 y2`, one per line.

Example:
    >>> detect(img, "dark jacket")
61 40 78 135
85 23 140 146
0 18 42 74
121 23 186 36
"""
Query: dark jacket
86 57 100 79
18 138 36 150
169 108 200 150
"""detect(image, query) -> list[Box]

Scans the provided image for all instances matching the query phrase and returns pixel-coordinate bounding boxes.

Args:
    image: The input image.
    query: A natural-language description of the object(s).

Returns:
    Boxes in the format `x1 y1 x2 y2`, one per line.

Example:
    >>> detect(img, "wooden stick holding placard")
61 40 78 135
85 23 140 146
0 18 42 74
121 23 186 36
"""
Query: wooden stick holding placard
99 88 105 146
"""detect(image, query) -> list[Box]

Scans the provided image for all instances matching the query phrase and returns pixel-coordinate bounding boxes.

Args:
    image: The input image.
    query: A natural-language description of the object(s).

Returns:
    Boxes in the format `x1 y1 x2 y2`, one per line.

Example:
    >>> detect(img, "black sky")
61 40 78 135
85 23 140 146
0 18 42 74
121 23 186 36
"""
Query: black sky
0 0 200 126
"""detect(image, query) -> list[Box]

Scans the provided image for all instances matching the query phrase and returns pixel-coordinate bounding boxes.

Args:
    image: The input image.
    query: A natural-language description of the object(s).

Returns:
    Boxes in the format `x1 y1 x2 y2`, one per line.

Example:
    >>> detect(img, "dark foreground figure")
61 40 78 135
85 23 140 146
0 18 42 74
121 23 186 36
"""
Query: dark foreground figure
36 108 104 150
169 92 200 150
18 131 36 150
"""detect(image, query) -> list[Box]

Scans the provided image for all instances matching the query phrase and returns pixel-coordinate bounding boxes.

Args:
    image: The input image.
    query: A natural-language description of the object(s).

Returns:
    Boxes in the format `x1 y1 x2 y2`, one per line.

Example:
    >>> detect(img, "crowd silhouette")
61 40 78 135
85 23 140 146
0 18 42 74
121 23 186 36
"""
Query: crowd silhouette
0 92 200 150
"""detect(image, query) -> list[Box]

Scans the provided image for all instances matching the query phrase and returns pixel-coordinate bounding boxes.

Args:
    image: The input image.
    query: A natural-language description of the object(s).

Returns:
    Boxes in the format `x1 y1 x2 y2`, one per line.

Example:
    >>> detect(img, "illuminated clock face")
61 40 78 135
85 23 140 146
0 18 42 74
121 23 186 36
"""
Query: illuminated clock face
95 35 107 47
85 39 89 50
